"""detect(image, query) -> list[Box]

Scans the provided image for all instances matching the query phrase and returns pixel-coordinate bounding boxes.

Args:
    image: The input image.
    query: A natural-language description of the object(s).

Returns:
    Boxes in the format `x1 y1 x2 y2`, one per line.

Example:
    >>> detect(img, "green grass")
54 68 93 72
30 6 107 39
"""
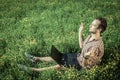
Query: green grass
0 0 120 80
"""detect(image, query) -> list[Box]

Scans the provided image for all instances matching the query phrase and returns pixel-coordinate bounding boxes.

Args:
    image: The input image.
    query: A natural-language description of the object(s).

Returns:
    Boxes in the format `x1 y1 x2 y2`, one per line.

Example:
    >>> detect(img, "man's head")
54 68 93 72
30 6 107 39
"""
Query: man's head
89 17 107 34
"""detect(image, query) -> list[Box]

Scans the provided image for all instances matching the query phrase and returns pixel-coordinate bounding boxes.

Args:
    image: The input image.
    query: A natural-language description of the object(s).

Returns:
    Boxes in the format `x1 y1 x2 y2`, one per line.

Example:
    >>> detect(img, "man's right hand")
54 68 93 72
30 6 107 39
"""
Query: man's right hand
79 23 84 34
84 48 95 59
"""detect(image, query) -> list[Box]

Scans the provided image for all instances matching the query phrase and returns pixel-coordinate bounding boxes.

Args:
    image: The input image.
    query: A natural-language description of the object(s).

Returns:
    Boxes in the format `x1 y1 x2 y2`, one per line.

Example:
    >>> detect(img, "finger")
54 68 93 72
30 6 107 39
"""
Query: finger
91 47 95 53
81 23 84 26
90 48 95 56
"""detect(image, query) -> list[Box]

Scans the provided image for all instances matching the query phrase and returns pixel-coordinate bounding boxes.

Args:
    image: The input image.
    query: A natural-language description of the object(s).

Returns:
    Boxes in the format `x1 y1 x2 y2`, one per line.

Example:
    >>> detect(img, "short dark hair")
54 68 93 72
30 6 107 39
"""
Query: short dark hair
96 17 107 33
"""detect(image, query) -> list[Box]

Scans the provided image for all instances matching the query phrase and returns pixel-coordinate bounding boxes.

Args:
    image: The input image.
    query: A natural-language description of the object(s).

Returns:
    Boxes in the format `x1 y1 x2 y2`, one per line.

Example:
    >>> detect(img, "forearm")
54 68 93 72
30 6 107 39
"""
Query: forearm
79 31 84 48
84 52 102 66
78 23 84 48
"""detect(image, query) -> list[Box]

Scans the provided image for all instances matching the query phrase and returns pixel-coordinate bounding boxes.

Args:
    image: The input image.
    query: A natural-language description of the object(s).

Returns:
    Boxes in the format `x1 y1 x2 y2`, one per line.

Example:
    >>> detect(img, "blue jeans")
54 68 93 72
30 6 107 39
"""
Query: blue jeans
61 53 82 70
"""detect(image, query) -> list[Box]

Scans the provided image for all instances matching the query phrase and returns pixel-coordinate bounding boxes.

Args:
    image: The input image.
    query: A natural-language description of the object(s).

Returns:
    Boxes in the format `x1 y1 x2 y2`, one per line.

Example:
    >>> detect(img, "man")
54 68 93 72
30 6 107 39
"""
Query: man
18 17 107 72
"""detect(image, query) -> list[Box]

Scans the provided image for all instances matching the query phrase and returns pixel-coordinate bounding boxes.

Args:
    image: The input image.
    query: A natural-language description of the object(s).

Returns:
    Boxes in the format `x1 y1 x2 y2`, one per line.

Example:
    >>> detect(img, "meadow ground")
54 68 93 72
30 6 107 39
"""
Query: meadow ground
0 0 120 80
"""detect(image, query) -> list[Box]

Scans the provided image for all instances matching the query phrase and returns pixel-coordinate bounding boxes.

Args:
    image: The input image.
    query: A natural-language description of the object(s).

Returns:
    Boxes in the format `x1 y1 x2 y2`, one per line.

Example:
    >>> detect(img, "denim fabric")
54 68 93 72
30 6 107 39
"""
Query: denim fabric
61 53 82 70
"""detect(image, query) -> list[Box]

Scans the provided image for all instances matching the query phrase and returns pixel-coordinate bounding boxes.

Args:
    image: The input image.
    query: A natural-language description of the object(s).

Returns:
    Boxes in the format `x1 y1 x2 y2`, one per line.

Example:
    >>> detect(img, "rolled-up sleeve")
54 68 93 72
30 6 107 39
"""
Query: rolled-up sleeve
84 47 104 68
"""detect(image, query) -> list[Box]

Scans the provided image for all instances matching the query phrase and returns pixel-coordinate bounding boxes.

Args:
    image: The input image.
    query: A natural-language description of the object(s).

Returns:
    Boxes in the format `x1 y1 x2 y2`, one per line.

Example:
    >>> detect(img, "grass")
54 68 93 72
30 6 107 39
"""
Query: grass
0 0 120 80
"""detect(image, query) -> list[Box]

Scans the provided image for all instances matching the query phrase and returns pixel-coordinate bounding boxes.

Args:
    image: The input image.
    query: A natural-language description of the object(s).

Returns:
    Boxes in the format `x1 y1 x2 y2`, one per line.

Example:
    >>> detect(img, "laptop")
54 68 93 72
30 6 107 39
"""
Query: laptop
50 45 80 68
50 45 63 64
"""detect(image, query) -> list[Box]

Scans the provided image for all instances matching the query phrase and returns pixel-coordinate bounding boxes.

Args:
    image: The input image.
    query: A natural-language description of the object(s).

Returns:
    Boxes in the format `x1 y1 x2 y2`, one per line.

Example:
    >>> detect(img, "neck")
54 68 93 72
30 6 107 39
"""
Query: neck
91 32 101 40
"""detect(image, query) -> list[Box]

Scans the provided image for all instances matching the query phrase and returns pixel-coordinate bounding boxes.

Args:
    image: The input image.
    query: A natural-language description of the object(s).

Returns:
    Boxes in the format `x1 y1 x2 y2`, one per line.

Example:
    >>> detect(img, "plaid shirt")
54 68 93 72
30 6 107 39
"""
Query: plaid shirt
77 35 104 69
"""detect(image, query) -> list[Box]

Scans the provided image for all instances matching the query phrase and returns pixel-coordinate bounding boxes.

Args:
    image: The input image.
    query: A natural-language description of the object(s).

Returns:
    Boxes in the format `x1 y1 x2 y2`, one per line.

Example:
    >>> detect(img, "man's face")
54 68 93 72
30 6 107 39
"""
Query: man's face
89 19 101 33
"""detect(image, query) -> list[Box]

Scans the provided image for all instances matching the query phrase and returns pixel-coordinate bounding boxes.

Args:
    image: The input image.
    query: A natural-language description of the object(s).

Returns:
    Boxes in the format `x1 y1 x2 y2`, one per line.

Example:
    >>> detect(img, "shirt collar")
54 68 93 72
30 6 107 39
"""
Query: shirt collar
89 34 102 42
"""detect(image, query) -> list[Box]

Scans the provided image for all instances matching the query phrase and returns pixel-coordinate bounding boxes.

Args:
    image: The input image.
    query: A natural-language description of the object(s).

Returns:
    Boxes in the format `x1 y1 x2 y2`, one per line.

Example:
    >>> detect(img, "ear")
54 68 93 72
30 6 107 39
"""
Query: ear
100 28 102 32
98 28 102 33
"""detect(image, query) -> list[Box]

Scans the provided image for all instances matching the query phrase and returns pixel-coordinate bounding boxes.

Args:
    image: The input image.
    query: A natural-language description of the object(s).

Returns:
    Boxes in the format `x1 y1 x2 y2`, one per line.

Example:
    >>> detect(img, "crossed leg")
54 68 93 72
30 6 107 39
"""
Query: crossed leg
28 56 67 72
33 56 55 62
30 64 62 72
